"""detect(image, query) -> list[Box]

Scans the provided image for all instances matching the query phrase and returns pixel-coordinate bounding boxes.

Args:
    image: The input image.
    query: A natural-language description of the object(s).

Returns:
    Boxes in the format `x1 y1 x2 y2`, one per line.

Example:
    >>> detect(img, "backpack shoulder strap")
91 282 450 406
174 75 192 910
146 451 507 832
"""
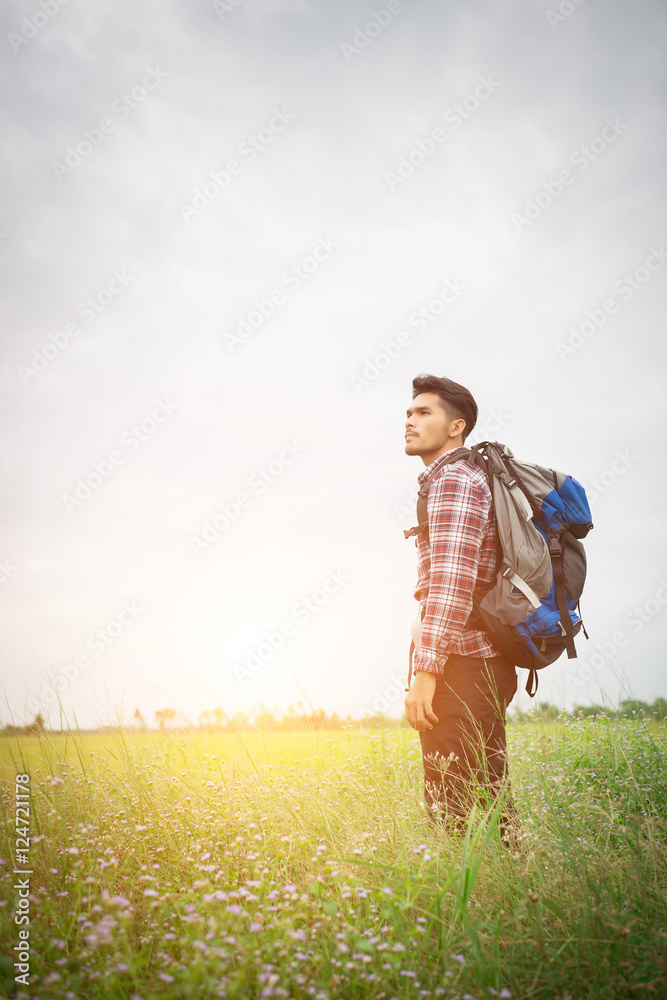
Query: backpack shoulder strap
403 447 472 546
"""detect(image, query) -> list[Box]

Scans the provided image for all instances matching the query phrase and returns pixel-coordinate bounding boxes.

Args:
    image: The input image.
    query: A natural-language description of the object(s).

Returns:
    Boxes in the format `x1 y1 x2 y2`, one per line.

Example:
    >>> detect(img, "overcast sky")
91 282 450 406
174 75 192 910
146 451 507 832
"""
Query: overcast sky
1 0 666 729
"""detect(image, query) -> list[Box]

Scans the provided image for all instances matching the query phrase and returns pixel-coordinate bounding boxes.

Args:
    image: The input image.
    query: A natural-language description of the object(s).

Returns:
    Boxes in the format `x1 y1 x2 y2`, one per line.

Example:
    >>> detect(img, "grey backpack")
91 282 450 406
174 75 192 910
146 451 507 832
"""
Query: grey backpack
404 442 594 695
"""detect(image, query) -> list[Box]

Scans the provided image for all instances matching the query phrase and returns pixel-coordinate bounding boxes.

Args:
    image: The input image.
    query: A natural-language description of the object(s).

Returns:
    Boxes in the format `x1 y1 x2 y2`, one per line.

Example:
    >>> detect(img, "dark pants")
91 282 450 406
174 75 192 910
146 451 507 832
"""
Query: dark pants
418 653 519 842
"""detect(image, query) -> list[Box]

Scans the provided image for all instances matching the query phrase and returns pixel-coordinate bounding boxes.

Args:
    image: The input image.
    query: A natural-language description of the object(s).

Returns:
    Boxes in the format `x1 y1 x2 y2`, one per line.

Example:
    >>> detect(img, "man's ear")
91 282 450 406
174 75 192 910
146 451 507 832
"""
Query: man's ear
450 417 466 440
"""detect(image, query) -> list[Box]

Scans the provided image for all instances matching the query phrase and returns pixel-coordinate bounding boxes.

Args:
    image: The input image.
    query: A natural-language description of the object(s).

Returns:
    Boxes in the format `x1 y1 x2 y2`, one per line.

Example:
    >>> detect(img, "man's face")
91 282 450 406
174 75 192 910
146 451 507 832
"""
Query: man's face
405 392 461 464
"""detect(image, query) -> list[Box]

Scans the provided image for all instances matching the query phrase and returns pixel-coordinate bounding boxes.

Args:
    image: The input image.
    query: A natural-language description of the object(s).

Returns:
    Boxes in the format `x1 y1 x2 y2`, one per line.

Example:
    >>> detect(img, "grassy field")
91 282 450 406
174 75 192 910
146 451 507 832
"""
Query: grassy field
1 718 666 1000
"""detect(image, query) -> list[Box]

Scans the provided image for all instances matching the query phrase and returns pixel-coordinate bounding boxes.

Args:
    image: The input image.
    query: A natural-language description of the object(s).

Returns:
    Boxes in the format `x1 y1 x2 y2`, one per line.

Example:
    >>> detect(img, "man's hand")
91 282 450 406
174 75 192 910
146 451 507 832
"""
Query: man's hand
404 670 438 731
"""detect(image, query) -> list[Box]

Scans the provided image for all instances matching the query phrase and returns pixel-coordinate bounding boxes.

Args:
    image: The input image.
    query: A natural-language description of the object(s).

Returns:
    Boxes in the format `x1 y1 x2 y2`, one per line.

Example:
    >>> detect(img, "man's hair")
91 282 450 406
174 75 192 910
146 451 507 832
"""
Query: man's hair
411 373 478 443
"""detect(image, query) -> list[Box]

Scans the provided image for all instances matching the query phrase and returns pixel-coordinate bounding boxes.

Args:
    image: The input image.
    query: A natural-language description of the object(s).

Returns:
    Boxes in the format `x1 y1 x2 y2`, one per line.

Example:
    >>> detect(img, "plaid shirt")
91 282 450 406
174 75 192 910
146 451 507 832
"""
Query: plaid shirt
412 448 501 672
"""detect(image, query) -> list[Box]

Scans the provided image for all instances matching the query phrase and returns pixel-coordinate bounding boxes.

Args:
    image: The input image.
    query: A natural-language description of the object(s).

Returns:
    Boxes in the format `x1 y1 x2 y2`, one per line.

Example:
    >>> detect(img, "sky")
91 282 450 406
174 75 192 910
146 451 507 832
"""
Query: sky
1 0 666 730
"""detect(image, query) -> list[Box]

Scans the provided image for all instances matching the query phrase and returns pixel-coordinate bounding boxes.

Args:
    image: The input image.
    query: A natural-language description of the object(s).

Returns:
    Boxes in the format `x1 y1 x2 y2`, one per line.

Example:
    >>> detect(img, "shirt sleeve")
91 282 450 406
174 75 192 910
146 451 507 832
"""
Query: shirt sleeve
412 466 491 675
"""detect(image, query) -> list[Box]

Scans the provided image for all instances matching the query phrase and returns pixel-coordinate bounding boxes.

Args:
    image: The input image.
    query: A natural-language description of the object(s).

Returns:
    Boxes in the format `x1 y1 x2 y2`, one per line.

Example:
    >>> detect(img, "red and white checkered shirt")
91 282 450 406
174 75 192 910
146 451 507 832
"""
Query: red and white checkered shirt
412 448 501 673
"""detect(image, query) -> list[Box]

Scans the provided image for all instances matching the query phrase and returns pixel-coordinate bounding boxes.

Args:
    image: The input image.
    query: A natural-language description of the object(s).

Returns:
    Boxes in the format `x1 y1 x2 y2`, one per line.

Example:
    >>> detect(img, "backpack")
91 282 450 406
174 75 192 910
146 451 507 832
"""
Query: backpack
404 441 594 696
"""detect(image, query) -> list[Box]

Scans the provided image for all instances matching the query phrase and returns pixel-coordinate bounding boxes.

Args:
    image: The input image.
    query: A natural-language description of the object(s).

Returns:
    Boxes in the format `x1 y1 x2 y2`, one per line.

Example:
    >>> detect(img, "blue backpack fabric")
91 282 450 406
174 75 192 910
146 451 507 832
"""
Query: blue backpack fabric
404 441 594 695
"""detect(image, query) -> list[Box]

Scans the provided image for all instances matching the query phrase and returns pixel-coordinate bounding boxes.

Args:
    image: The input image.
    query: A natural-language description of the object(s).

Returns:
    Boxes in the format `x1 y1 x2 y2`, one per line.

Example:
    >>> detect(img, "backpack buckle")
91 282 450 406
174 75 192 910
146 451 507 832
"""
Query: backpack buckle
404 522 428 540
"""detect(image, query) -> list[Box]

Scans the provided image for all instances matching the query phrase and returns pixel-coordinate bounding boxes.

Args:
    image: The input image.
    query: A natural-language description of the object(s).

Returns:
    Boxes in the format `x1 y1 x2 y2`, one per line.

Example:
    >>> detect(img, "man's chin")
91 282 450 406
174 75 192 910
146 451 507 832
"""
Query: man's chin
405 440 421 455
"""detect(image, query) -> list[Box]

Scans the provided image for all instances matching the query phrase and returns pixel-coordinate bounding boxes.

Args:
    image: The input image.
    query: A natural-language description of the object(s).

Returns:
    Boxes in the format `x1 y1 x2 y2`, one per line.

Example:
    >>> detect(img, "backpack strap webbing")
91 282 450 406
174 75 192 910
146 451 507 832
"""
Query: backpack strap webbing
549 533 577 658
547 469 576 660
403 447 471 546
406 638 415 692
406 603 427 690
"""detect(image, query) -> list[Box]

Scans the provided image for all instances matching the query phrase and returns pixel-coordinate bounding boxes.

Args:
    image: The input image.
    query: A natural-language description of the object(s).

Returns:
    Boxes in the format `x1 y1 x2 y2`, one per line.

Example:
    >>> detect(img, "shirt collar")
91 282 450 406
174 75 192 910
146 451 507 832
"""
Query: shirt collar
417 447 462 485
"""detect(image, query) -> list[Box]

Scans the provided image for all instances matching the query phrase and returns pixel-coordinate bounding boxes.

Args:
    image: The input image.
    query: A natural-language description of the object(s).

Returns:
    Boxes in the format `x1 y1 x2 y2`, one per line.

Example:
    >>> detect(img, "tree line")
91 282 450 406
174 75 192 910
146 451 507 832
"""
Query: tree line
2 698 667 736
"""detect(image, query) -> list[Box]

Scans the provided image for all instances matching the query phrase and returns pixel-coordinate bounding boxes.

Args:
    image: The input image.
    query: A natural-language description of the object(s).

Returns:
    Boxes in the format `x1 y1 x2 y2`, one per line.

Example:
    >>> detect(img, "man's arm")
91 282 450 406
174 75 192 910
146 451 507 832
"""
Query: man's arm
405 467 491 730
414 466 491 672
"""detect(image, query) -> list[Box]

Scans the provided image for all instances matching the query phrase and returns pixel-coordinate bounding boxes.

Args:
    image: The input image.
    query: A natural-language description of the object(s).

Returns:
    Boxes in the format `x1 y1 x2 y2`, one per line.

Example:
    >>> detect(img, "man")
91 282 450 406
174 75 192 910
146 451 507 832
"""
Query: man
403 373 519 843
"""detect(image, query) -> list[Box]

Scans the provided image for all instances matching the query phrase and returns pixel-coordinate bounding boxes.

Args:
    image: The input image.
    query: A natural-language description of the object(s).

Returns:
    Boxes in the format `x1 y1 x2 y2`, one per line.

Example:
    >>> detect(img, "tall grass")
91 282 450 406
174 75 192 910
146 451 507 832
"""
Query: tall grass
0 717 665 999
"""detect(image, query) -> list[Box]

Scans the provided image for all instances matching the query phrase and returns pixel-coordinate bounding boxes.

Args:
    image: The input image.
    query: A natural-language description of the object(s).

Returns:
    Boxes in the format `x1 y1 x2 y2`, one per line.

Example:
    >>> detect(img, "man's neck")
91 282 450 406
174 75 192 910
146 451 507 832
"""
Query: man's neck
421 443 464 466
